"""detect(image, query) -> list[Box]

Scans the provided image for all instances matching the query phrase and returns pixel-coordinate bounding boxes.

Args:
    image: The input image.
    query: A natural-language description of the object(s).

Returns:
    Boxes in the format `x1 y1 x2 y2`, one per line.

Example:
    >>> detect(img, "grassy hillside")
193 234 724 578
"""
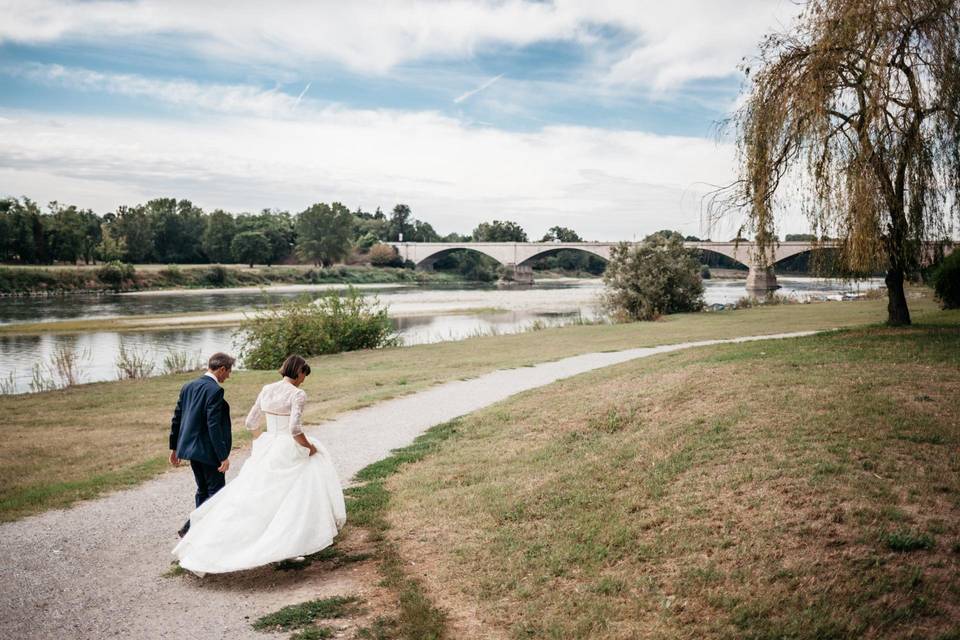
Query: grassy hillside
382 312 960 638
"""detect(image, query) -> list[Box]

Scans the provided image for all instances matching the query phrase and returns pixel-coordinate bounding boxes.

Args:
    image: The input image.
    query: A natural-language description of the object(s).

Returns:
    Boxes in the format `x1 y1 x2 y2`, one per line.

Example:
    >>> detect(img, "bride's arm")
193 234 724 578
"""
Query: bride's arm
291 390 316 455
245 389 264 436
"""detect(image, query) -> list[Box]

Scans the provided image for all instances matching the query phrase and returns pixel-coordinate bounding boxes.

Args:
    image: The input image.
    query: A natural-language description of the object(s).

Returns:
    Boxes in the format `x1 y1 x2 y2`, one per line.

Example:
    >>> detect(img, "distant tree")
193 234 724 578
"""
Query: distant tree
202 210 237 262
389 204 412 241
295 202 354 266
722 0 960 325
113 206 154 263
410 219 441 242
251 209 295 265
472 220 528 242
143 198 205 263
684 235 702 242
231 231 272 267
602 233 704 321
0 197 46 263
95 221 126 262
540 226 583 242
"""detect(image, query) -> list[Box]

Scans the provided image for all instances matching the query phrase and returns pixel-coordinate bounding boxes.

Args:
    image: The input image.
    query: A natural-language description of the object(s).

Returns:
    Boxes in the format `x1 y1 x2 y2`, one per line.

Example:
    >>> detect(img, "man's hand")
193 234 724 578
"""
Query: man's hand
218 458 230 473
308 445 318 456
169 451 180 467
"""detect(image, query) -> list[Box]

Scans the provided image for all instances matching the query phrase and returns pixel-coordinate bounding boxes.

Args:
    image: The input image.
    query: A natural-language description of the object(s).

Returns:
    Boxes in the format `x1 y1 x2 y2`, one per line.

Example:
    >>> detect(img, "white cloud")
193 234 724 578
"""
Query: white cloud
0 106 748 239
7 63 303 117
1 0 798 91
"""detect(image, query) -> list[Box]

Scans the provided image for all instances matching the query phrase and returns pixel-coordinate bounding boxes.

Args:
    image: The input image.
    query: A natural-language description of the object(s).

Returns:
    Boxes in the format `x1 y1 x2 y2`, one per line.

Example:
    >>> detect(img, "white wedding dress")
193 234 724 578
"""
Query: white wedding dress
172 379 346 575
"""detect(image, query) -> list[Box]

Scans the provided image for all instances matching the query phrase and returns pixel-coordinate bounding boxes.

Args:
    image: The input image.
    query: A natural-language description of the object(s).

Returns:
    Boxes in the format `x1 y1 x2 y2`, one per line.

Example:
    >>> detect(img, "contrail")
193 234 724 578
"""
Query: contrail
293 82 312 109
454 73 503 104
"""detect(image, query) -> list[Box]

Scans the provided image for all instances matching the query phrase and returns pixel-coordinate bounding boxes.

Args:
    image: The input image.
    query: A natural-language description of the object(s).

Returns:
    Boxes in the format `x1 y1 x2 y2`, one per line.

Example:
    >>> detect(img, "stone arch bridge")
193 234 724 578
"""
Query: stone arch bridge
388 241 840 291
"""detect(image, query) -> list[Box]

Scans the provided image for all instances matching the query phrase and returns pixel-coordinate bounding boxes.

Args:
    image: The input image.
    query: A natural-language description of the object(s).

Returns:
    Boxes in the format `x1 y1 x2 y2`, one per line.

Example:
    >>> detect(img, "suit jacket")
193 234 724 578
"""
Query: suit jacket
169 375 232 467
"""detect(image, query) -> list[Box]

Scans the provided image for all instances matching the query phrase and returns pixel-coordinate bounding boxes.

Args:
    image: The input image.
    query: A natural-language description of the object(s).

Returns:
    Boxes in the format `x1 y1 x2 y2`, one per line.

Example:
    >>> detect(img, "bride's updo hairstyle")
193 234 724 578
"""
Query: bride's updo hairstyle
280 354 311 379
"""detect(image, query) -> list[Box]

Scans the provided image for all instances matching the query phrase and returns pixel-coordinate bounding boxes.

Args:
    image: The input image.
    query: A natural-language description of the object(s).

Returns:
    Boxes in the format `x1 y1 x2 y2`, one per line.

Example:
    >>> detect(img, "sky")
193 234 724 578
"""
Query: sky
0 0 806 240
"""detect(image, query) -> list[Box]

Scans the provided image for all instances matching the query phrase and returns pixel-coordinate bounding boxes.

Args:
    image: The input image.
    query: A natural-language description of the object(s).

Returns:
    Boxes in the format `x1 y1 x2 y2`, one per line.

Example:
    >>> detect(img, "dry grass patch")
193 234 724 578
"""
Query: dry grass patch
384 313 960 639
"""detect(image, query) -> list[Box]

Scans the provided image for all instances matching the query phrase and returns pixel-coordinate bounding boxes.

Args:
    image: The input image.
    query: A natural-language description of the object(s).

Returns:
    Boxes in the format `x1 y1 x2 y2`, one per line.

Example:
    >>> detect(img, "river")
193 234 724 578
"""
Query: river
0 277 882 394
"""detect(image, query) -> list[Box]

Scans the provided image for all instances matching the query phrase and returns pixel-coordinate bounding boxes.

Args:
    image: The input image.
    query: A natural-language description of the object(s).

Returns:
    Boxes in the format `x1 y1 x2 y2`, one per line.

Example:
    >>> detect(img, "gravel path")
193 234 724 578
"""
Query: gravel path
0 331 819 639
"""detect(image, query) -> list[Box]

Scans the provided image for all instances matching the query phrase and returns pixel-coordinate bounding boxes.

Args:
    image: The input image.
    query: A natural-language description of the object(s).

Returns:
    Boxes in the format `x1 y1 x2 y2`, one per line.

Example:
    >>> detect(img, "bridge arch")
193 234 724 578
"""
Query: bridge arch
412 246 505 270
695 247 749 271
517 245 610 267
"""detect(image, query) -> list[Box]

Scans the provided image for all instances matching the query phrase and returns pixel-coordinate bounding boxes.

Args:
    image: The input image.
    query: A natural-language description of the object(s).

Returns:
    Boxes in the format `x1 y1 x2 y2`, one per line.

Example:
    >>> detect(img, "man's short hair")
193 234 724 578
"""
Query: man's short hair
208 352 236 371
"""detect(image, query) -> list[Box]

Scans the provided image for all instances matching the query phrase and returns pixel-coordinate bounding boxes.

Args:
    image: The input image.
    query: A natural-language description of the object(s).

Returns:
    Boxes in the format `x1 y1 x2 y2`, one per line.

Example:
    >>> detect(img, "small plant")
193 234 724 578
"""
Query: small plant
48 345 89 388
161 350 203 375
116 342 156 379
0 370 17 395
28 363 58 393
882 530 935 552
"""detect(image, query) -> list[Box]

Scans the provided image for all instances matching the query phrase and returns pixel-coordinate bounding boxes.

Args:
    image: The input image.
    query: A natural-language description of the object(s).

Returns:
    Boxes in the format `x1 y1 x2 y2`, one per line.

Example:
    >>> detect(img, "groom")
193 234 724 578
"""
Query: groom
169 352 235 538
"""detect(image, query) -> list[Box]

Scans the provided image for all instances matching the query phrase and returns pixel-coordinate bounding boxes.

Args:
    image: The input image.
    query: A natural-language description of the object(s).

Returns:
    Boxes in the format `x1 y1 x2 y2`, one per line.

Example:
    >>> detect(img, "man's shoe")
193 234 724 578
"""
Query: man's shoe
177 523 190 538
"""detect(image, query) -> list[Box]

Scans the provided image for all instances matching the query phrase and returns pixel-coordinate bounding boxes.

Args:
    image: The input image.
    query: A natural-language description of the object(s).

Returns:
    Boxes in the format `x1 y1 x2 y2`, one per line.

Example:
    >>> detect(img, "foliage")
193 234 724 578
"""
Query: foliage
230 231 272 267
236 288 397 369
602 233 704 320
115 342 155 379
388 203 412 241
719 0 960 325
540 225 583 242
201 209 237 261
96 261 135 287
472 219 528 242
368 243 404 267
204 265 230 286
296 202 354 266
930 249 960 309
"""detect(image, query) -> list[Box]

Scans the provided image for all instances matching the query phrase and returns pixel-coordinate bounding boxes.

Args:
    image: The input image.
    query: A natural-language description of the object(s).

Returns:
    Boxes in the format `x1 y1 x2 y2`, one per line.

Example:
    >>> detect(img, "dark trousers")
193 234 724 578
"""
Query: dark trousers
181 460 226 533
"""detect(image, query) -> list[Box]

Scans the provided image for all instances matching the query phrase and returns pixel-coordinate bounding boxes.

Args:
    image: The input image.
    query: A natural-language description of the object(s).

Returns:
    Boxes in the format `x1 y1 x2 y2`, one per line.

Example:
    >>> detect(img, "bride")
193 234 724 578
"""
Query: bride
172 355 346 575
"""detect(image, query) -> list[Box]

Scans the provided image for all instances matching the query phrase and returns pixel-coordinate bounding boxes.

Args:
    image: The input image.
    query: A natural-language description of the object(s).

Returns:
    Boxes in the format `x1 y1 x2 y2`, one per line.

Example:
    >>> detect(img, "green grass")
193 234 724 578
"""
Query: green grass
0 291 949 523
251 596 360 631
379 311 960 639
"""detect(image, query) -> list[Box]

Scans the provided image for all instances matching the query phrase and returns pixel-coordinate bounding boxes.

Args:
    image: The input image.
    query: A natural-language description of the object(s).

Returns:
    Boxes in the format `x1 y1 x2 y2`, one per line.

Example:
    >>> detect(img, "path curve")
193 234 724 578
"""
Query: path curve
0 331 819 639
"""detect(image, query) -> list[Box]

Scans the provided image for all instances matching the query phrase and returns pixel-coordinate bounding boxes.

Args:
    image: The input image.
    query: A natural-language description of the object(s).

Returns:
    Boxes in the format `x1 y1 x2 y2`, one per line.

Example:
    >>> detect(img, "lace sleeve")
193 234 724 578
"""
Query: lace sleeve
244 388 264 431
290 389 307 436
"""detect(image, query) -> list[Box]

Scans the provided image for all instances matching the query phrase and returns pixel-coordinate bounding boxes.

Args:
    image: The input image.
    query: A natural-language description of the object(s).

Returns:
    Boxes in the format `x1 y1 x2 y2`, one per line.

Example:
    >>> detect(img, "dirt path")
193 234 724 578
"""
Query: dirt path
0 331 820 639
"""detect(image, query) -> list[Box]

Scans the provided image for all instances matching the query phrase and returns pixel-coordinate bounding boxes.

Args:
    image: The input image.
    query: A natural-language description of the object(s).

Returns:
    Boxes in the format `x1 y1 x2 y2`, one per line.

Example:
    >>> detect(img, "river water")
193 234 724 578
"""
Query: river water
0 277 882 394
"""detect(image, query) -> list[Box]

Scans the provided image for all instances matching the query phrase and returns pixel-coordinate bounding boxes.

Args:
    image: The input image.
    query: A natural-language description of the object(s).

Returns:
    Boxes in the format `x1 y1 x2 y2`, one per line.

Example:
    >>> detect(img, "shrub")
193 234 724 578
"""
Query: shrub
602 234 704 321
236 287 398 369
368 244 404 268
116 342 155 379
96 261 135 287
204 265 230 286
159 264 184 284
930 249 960 309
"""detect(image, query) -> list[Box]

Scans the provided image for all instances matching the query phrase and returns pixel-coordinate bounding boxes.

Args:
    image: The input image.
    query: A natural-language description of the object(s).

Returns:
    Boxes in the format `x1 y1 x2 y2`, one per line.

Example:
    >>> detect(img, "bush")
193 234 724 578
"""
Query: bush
236 288 398 369
368 244 404 268
602 234 704 321
204 265 230 286
930 249 960 309
159 264 184 284
96 261 135 287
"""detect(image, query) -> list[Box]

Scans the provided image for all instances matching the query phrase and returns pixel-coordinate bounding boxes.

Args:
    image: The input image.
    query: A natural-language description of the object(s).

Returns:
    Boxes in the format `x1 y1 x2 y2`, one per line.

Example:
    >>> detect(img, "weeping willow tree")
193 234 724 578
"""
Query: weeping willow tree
723 0 960 325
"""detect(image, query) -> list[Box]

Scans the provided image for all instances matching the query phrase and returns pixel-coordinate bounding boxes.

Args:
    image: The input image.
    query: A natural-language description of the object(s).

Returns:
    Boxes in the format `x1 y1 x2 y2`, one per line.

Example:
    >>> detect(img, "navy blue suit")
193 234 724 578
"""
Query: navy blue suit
170 375 232 527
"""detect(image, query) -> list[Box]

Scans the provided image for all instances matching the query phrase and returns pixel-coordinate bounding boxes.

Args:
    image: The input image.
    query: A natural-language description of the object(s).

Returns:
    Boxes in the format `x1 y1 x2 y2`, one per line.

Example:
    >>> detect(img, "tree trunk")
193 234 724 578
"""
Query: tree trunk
885 267 911 326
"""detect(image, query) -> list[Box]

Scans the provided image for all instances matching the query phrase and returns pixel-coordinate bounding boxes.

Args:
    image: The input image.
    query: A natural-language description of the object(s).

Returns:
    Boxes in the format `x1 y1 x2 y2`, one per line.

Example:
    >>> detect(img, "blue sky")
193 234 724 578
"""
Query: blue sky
0 0 803 239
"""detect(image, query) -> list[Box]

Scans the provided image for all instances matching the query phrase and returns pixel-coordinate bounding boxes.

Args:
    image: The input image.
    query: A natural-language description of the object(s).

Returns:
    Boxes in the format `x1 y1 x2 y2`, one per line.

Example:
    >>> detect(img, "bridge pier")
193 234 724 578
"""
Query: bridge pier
499 263 534 285
746 263 779 293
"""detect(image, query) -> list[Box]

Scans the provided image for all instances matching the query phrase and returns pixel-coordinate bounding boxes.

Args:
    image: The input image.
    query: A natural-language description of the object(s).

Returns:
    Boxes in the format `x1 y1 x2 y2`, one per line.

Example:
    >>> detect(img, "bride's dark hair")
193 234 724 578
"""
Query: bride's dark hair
279 354 311 379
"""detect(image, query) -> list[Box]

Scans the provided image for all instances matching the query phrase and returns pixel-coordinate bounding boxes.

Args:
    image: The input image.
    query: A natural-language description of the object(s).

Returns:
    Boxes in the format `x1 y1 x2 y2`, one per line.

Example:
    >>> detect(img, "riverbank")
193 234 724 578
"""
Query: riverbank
381 313 960 638
0 291 944 523
0 263 463 296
